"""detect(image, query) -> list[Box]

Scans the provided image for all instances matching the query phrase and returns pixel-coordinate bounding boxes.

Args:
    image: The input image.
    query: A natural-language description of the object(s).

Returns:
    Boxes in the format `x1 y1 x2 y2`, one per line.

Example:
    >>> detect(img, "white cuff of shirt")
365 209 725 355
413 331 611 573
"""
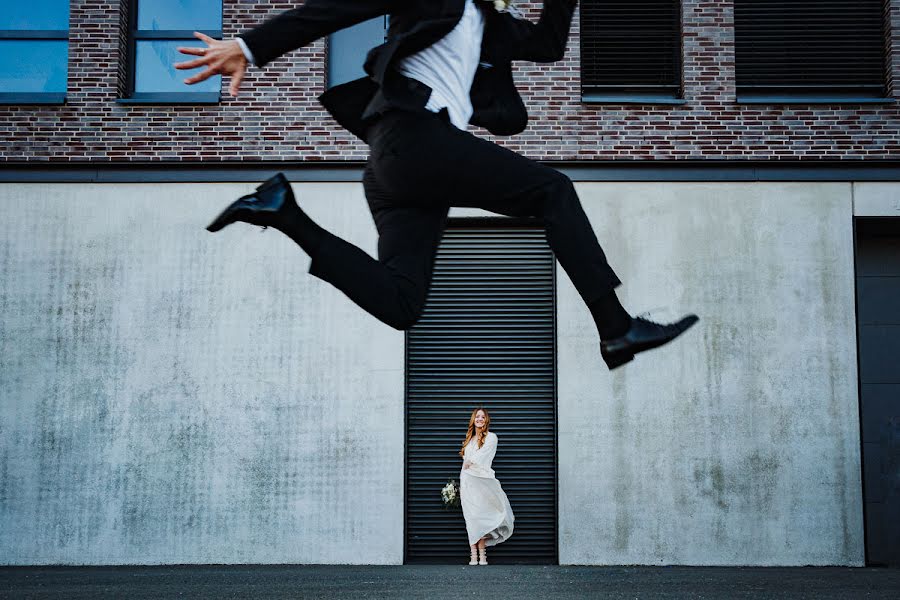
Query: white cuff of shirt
235 37 256 66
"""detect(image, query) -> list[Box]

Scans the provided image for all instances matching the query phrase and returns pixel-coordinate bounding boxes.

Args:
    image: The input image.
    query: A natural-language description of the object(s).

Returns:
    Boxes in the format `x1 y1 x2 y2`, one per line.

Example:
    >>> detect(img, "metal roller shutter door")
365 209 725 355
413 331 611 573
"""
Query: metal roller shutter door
855 218 900 567
405 222 557 565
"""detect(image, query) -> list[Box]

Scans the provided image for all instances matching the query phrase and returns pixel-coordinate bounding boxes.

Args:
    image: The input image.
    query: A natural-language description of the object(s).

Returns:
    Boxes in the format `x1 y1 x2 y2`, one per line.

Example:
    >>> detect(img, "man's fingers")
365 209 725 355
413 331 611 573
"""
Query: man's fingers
229 67 245 97
193 31 216 45
184 66 217 85
174 57 208 70
177 46 206 57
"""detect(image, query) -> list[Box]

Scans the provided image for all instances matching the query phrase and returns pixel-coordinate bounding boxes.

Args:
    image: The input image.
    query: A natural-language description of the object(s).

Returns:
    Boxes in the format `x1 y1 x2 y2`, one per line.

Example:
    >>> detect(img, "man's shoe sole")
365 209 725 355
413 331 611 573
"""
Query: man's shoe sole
603 351 634 369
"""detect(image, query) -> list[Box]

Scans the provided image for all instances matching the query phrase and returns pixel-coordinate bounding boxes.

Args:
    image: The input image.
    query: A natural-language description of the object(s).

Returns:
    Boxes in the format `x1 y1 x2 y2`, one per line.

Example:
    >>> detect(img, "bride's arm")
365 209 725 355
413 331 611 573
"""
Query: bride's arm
467 433 498 473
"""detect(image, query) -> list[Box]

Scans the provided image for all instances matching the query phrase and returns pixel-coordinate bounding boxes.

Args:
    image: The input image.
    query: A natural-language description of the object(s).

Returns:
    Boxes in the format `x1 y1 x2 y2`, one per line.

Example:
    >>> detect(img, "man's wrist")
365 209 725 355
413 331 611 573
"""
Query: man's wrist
234 37 256 66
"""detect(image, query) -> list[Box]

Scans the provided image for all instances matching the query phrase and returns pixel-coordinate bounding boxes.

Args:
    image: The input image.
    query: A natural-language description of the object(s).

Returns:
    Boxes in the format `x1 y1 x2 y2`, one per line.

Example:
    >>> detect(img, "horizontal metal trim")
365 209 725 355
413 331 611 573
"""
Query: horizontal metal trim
408 519 554 525
407 348 553 353
419 304 555 310
408 396 554 400
738 84 886 89
737 95 895 104
0 30 68 39
582 93 686 105
410 452 555 457
0 93 65 105
409 446 555 450
117 93 221 105
409 358 554 362
4 161 900 183
132 30 222 40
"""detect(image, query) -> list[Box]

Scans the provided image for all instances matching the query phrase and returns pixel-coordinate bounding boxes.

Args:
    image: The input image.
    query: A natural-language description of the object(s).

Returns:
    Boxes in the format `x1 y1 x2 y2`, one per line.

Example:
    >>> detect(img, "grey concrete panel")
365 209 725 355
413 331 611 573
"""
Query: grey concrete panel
558 182 864 565
854 182 900 217
0 183 405 565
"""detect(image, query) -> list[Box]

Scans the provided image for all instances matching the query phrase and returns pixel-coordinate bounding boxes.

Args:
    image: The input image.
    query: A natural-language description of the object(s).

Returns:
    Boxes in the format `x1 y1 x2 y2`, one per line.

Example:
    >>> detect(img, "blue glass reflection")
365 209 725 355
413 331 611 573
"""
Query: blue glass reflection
0 40 67 92
0 1 69 30
137 0 222 32
328 16 387 88
135 39 219 93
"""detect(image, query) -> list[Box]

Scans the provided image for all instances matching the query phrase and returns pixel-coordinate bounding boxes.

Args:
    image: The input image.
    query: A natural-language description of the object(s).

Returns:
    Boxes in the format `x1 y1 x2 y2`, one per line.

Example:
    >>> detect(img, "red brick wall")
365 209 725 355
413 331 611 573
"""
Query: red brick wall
3 0 900 162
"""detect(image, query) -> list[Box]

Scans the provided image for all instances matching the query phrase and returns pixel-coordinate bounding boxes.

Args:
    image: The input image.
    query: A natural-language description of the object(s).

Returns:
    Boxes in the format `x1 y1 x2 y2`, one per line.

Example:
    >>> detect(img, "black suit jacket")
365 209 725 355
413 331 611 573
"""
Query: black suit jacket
239 0 578 141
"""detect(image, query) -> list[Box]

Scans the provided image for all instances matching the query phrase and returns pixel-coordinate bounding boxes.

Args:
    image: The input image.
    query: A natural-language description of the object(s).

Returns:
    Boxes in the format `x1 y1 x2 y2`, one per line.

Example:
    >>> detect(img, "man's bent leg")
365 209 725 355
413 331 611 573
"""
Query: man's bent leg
367 109 697 366
306 165 448 331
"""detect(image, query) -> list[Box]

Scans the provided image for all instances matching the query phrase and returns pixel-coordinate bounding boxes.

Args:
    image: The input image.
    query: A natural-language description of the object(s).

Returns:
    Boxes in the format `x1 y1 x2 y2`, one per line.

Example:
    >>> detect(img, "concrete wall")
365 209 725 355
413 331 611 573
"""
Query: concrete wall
558 182 865 565
0 180 870 565
0 183 405 564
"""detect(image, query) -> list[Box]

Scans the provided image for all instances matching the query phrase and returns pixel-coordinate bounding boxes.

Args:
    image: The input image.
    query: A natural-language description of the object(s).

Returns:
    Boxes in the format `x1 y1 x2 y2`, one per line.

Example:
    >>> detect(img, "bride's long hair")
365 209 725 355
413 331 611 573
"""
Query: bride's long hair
459 407 491 457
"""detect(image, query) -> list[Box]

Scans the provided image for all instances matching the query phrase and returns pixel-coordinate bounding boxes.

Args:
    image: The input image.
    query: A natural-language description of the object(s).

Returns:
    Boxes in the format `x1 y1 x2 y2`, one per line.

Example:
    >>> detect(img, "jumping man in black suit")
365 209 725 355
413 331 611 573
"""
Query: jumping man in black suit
174 0 698 369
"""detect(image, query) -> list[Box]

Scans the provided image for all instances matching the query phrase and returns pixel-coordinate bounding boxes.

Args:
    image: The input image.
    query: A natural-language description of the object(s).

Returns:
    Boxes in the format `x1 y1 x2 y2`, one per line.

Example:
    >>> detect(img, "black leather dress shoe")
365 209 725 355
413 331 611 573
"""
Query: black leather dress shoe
255 172 287 192
206 172 295 232
600 314 699 370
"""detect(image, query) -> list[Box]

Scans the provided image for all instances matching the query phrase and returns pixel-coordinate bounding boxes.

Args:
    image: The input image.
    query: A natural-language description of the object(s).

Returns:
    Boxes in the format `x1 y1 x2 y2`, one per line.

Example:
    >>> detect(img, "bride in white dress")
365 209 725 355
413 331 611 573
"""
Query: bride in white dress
459 407 514 565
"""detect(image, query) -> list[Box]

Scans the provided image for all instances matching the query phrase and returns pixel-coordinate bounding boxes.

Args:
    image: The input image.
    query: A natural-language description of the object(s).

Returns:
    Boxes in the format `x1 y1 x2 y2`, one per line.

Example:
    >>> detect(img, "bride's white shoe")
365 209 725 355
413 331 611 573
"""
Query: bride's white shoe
478 547 488 565
468 548 478 565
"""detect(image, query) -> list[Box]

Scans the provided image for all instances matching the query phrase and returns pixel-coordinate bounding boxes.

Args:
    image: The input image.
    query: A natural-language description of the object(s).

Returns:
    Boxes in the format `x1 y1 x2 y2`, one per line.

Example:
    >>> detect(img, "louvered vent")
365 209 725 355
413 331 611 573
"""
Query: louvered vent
580 0 682 95
734 0 888 95
406 224 557 565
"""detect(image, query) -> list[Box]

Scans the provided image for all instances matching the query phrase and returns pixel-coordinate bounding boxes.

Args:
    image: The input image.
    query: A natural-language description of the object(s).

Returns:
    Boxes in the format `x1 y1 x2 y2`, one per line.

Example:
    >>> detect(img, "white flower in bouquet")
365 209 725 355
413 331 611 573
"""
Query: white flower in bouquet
441 479 461 509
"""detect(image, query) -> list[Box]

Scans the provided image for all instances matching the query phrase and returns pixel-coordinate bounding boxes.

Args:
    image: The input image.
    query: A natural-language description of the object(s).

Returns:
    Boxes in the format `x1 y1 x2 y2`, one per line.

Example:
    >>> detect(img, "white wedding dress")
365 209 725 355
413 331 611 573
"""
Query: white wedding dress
460 431 514 547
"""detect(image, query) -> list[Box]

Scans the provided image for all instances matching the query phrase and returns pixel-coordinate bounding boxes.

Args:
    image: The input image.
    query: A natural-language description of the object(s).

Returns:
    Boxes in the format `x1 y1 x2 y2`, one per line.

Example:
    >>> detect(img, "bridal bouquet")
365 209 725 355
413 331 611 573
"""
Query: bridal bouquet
441 479 461 510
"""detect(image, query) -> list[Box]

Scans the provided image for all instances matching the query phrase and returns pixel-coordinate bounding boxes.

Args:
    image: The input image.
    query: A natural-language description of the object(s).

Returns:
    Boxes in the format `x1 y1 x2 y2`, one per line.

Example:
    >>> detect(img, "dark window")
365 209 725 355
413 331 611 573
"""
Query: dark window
327 16 388 88
579 0 683 104
734 0 890 103
121 0 222 103
0 1 69 104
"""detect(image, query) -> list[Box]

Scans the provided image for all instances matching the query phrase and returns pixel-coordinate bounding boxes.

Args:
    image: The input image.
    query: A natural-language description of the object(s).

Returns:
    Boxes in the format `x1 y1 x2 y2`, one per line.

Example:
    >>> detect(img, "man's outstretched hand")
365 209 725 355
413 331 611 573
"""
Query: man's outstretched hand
174 32 248 97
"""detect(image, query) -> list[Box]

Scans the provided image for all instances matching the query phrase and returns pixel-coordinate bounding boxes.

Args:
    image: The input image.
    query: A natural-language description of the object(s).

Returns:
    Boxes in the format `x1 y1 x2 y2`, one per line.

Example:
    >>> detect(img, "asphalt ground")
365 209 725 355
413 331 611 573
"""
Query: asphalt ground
2 565 899 599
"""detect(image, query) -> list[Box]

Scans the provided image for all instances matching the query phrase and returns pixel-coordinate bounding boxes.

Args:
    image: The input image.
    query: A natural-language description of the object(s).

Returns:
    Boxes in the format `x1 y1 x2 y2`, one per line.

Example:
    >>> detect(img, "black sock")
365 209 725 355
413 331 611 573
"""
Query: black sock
589 290 632 340
279 208 326 257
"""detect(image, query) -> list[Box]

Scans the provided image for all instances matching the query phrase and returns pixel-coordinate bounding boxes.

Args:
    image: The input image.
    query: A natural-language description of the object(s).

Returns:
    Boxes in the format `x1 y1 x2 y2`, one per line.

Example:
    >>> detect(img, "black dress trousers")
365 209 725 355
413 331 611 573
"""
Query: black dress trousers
307 107 622 330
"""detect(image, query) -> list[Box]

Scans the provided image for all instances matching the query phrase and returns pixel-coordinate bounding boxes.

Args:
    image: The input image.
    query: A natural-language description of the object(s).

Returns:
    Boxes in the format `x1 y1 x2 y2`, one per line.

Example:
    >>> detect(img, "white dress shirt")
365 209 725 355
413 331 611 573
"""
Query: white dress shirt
395 0 484 130
237 0 485 131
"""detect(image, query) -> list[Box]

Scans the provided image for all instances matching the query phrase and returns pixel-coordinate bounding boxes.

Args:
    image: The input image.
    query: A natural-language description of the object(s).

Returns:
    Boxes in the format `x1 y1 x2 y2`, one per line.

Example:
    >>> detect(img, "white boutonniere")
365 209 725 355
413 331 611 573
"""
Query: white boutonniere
484 0 525 18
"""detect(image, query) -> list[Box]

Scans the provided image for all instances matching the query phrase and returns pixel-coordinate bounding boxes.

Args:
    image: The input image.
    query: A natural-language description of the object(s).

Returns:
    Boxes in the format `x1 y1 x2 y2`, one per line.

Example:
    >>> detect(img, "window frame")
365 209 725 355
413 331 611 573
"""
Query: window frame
326 15 389 90
0 20 69 104
733 0 895 105
579 0 685 105
119 0 222 104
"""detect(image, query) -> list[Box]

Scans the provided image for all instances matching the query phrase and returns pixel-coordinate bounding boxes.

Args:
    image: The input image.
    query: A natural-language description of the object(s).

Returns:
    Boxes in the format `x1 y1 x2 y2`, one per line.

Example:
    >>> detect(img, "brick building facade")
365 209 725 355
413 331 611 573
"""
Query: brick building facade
4 0 900 162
